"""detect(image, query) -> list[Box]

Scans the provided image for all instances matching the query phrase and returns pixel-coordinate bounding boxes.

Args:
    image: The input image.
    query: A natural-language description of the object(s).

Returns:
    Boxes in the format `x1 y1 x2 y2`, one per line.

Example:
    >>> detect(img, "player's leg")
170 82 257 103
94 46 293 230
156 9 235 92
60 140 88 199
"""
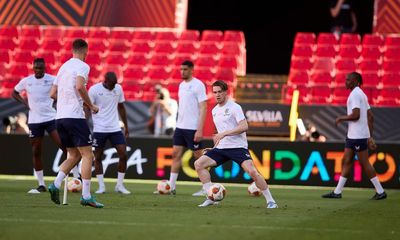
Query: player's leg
93 132 106 193
241 159 278 208
170 145 184 194
114 143 130 194
357 148 386 200
194 150 220 207
29 136 46 191
322 147 354 198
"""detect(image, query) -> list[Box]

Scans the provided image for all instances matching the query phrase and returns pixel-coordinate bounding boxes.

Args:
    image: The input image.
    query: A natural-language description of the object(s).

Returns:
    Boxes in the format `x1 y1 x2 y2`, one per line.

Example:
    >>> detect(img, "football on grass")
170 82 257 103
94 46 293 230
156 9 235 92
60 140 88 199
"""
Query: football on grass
207 183 226 201
157 180 171 194
67 178 82 192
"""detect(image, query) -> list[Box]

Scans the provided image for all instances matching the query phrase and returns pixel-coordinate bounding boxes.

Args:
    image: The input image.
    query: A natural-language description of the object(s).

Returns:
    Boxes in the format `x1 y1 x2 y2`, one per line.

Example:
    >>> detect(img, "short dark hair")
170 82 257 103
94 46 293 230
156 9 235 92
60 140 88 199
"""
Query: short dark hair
105 71 117 82
72 39 88 52
33 58 45 64
212 80 228 91
348 72 363 86
181 60 194 68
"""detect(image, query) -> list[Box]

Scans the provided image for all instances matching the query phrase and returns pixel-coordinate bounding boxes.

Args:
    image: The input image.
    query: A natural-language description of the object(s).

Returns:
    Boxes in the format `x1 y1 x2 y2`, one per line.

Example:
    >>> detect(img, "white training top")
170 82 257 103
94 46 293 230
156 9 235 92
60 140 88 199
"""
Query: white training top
176 78 207 130
347 86 371 139
54 58 90 119
14 74 56 124
212 99 248 149
89 83 125 133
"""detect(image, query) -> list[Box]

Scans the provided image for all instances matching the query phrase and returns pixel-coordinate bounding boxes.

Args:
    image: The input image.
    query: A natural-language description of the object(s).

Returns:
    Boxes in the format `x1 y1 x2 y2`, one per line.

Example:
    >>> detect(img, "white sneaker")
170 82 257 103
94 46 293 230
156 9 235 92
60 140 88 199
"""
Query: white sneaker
27 189 40 194
115 185 131 195
192 188 206 197
95 188 106 194
198 198 219 207
267 201 278 209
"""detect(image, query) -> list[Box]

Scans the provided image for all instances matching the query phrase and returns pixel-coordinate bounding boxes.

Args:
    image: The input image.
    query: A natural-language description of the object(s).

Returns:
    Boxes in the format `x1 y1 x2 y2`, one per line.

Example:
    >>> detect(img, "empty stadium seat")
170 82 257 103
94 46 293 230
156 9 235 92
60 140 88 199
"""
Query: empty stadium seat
292 44 314 57
223 31 245 44
332 87 348 105
310 72 333 86
382 60 400 72
374 88 400 106
127 53 149 66
132 31 155 41
180 30 200 41
155 31 179 42
42 27 64 39
172 53 196 66
176 41 199 54
340 33 361 45
338 45 360 59
294 32 316 45
384 47 400 60
0 38 17 50
312 57 335 73
0 49 10 64
147 66 171 84
336 59 357 72
85 53 102 66
105 54 127 66
88 27 110 39
215 67 235 82
122 82 143 99
199 42 221 55
13 50 34 63
288 71 309 86
150 54 172 67
290 57 313 71
283 85 308 104
201 30 223 42
18 38 40 51
362 72 380 88
333 71 348 86
123 66 146 82
381 72 400 88
64 28 86 38
315 45 337 58
8 63 29 79
194 67 215 83
310 86 332 104
36 51 56 66
42 39 63 51
384 35 400 46
0 25 18 39
153 41 177 54
109 41 131 52
131 41 153 53
110 29 133 40
362 34 384 47
196 55 218 67
221 42 243 56
361 46 382 60
358 59 380 72
20 25 41 40
317 33 338 45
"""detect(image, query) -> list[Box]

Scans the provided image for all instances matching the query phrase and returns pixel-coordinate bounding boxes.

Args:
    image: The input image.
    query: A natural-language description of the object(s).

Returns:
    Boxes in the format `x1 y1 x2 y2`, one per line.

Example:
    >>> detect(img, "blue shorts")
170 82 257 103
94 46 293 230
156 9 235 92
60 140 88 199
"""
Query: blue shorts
173 128 203 150
205 148 252 167
56 118 92 148
345 138 368 152
28 120 56 138
92 131 126 148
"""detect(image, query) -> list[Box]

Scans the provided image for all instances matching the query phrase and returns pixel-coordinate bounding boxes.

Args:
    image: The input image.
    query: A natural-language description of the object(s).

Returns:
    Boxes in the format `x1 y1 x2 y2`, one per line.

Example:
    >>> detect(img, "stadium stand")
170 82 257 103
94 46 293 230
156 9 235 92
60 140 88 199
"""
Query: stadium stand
0 26 245 100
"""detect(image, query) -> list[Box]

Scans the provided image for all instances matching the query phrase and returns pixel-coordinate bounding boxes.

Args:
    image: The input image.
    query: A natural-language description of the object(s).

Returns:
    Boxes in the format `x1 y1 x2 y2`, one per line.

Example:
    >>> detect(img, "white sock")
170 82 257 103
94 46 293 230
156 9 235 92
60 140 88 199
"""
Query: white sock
169 172 179 190
117 172 125 186
262 188 275 203
82 179 91 199
370 176 384 194
35 170 45 186
334 176 347 194
96 174 105 189
203 182 212 192
71 166 80 178
54 171 66 189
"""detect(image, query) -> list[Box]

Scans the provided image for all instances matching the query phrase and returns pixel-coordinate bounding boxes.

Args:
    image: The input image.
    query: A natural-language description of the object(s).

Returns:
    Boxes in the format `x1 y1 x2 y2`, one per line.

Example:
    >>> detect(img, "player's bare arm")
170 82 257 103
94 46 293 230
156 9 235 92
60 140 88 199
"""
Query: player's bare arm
194 100 207 142
49 85 57 100
12 90 29 109
335 108 360 126
76 76 98 113
213 119 248 146
367 109 376 150
118 102 129 138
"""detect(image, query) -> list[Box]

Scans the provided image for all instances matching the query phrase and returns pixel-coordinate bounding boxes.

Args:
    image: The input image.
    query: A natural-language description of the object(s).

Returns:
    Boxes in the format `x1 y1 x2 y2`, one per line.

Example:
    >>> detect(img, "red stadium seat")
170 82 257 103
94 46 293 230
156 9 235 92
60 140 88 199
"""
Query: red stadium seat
335 59 357 72
132 31 155 41
362 34 384 47
88 27 110 39
362 72 380 88
384 47 400 60
316 45 337 58
283 85 309 104
194 67 215 83
42 26 65 39
123 66 146 82
374 88 400 106
20 25 41 40
87 39 109 52
172 53 197 66
13 50 34 63
361 46 382 60
109 40 131 52
150 54 172 67
292 44 314 57
196 55 218 68
85 53 102 66
218 55 238 69
288 71 309 86
18 38 40 51
153 41 177 54
36 51 56 66
155 31 179 42
290 57 313 71
310 86 332 104
110 29 133 40
294 32 316 45
64 28 86 39
180 30 200 41
333 71 348 87
310 72 333 86
340 33 361 45
223 31 245 44
0 49 10 64
88 67 102 82
127 53 149 66
0 38 17 50
176 41 199 54
105 53 127 66
384 35 400 46
42 39 63 51
358 59 380 72
215 67 235 82
317 33 338 45
312 57 334 73
381 72 400 88
0 25 18 39
221 42 242 56
122 82 143 99
332 87 349 105
201 30 223 42
382 60 400 72
199 42 221 55
338 45 360 59
8 63 29 78
170 68 182 80
131 41 153 53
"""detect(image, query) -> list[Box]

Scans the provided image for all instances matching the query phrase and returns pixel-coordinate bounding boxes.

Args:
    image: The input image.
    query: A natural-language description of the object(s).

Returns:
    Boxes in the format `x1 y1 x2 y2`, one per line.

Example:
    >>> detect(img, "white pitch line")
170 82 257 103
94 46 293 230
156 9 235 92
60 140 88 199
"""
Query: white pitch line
0 217 369 234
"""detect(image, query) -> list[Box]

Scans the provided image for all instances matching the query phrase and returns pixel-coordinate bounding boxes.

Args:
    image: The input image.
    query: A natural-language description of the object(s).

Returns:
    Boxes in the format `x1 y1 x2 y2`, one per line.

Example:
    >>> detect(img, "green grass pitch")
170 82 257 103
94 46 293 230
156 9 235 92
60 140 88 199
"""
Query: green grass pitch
0 175 399 240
